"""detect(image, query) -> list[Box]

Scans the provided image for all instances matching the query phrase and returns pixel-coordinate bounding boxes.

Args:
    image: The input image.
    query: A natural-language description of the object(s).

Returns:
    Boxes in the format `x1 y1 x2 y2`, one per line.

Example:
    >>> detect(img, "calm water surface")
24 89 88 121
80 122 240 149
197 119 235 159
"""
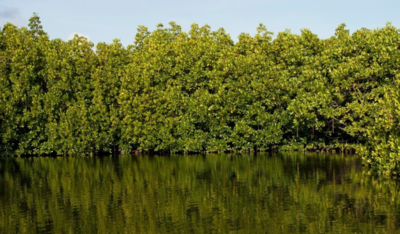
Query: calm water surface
1 153 400 233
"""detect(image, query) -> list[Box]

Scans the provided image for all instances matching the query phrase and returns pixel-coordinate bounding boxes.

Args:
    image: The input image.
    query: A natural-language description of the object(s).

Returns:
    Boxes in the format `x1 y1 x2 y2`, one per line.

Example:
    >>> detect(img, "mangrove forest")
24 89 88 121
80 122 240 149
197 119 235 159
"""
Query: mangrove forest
1 14 400 176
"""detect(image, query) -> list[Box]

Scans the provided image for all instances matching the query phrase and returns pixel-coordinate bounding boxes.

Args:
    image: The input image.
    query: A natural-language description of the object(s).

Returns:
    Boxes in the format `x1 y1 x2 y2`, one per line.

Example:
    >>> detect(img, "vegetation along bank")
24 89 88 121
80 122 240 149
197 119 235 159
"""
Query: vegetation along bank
2 14 400 175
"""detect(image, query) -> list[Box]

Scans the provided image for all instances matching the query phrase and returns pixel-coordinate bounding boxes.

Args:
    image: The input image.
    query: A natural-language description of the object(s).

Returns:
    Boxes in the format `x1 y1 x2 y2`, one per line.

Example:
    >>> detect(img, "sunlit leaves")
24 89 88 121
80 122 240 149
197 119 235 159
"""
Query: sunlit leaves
2 14 400 176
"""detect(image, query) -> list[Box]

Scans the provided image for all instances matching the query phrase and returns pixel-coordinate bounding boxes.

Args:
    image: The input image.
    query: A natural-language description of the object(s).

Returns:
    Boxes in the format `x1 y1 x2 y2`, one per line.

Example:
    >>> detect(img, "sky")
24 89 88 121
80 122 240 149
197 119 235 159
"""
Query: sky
1 0 400 46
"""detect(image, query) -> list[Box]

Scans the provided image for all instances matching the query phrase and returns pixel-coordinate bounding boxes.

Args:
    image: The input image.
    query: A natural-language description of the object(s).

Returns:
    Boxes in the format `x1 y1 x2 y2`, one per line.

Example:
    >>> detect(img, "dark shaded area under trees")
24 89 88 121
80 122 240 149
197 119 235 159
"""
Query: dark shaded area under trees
2 14 400 175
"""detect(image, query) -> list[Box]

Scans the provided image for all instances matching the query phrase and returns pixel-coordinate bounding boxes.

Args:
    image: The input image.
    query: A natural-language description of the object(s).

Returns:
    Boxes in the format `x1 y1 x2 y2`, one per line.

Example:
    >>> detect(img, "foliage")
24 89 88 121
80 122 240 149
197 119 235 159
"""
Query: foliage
2 15 400 174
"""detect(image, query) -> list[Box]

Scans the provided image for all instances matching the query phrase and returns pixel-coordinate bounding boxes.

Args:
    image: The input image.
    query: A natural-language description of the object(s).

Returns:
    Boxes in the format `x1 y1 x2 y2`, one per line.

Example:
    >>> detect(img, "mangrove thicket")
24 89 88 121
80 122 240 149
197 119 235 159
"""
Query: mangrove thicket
1 14 400 175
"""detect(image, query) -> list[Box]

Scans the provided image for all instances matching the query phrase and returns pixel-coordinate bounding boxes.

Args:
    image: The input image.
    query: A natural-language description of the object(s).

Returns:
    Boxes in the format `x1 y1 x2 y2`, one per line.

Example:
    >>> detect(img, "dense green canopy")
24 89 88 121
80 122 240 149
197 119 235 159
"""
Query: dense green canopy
1 14 400 175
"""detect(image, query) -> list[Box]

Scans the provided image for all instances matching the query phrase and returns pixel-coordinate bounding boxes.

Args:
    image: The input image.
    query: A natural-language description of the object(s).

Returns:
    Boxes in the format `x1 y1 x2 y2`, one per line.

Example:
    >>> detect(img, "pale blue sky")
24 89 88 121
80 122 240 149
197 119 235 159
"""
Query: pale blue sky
1 0 399 46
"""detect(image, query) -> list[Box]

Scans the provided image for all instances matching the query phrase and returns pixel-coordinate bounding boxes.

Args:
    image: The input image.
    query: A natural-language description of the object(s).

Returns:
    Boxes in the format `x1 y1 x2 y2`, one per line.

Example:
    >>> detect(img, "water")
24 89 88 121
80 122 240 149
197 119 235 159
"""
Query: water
0 153 399 233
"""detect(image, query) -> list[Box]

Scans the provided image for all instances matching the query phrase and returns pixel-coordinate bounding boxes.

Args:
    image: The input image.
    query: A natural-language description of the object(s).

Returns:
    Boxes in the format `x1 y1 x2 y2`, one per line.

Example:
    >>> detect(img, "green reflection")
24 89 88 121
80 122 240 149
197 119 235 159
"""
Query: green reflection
1 153 400 233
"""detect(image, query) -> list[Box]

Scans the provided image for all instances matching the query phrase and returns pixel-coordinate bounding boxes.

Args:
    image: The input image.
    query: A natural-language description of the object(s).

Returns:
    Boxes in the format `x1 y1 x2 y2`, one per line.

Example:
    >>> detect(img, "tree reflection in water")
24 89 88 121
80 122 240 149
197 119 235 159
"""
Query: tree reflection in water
0 153 398 233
